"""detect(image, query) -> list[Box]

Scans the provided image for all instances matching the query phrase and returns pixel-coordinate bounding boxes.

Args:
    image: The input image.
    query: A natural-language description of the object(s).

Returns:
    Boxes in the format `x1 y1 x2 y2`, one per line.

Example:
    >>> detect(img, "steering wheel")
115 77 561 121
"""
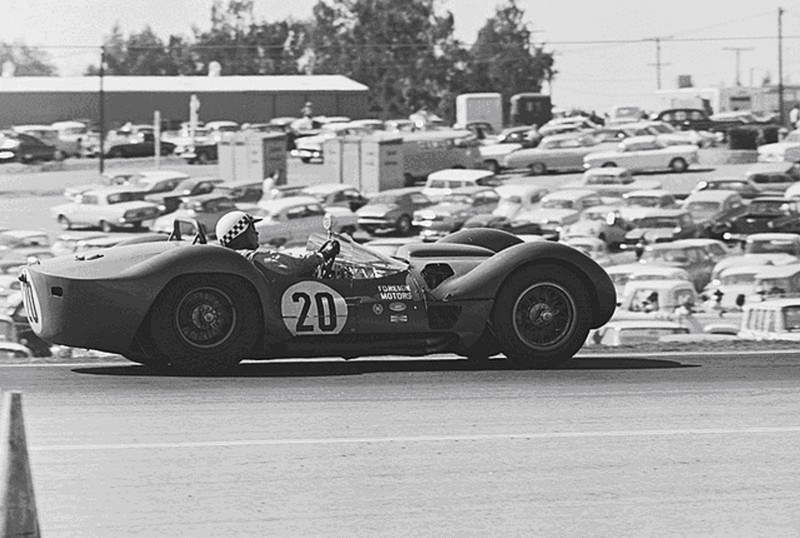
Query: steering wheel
317 240 338 279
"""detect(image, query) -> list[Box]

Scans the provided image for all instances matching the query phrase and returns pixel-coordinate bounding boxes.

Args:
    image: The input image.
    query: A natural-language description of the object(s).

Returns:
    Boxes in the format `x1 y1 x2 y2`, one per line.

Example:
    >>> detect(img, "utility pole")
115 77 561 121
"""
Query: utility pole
98 46 106 174
722 47 754 86
778 7 785 125
647 37 672 90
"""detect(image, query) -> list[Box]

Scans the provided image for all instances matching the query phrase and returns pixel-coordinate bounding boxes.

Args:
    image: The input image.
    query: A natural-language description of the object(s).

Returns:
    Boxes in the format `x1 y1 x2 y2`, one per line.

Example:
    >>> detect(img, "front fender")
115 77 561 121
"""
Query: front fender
433 241 616 328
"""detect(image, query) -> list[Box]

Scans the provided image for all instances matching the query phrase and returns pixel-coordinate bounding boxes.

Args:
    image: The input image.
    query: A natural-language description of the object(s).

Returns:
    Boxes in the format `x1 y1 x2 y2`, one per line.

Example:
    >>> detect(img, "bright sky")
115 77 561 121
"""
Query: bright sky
7 0 800 114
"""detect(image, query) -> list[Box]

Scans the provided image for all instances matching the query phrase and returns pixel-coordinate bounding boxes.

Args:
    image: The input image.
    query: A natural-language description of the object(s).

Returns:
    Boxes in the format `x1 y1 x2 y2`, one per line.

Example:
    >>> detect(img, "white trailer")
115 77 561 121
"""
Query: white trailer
455 93 503 132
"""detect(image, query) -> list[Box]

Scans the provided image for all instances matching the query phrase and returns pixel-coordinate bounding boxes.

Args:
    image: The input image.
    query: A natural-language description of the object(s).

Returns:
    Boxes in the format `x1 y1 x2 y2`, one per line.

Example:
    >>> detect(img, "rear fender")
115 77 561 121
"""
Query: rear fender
123 245 287 342
433 241 617 328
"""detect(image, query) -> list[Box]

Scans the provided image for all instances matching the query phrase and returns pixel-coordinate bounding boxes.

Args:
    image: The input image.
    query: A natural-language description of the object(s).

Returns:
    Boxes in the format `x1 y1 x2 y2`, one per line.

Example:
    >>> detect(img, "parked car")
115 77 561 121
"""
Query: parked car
214 180 263 205
421 169 501 201
51 232 109 257
583 135 699 173
356 188 434 235
606 263 692 300
64 169 190 201
743 162 800 193
294 183 369 212
616 278 700 315
11 124 80 158
703 265 770 312
712 233 800 280
145 177 224 215
756 129 800 162
0 132 60 163
738 297 800 340
0 230 54 270
626 120 718 148
500 133 615 175
103 124 175 158
562 167 661 197
561 236 613 266
691 176 780 200
150 193 239 237
561 205 632 249
637 241 719 291
51 186 161 232
654 108 762 139
251 196 355 247
749 264 800 303
722 196 800 238
291 122 374 163
414 187 501 242
464 183 550 229
618 189 678 223
514 189 605 239
680 190 747 238
479 126 542 173
588 319 690 346
621 208 700 249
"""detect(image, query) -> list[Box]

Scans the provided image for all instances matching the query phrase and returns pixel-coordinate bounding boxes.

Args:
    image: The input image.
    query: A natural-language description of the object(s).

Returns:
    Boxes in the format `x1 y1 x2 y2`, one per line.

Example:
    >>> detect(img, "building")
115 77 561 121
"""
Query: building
0 75 369 128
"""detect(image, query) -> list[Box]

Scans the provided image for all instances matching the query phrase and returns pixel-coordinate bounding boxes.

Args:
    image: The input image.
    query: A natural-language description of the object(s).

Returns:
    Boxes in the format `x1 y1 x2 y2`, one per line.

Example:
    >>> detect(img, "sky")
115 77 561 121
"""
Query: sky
4 0 800 114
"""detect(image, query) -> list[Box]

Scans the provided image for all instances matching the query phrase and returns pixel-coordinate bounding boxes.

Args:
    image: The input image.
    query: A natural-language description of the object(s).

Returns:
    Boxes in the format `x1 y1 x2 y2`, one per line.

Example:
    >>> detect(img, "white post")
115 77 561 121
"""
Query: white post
154 110 161 169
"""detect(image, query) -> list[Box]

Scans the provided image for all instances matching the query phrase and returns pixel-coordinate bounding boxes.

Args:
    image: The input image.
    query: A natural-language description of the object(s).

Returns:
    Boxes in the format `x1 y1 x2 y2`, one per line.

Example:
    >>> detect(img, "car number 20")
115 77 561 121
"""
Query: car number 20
280 282 348 335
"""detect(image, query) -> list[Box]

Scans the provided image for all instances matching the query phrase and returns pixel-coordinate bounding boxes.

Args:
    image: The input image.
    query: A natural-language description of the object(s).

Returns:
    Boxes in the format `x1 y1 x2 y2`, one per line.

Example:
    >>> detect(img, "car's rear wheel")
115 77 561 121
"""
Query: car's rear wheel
492 263 591 368
530 162 547 175
602 162 617 168
148 275 261 375
196 151 209 164
57 215 72 230
100 220 114 233
484 159 501 174
669 157 688 173
396 215 412 235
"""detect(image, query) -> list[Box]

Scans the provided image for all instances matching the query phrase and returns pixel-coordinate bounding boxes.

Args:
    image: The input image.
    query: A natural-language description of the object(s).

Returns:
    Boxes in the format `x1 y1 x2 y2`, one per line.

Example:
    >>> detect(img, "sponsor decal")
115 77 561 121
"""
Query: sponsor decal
376 284 412 300
280 281 347 335
390 314 408 323
372 303 384 315
389 302 407 312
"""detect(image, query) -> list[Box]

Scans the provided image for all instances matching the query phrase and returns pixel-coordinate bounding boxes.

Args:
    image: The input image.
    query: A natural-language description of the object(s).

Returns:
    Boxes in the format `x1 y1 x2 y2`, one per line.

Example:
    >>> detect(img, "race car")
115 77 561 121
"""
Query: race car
19 220 616 374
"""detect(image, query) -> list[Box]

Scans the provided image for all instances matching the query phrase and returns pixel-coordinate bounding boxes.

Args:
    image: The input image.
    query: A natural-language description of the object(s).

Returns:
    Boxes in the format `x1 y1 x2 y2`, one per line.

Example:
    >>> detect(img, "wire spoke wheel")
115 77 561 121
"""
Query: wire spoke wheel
512 282 576 351
175 287 236 349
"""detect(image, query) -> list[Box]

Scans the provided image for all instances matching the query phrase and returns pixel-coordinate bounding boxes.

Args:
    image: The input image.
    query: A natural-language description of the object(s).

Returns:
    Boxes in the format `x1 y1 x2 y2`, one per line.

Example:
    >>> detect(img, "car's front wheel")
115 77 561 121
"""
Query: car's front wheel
529 162 547 175
100 220 114 233
669 157 688 173
147 275 261 375
492 263 591 368
395 215 412 235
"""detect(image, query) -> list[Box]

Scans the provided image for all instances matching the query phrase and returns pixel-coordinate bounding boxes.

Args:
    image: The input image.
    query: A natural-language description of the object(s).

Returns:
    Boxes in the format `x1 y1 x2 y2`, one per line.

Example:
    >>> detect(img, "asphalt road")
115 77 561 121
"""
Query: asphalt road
4 351 800 537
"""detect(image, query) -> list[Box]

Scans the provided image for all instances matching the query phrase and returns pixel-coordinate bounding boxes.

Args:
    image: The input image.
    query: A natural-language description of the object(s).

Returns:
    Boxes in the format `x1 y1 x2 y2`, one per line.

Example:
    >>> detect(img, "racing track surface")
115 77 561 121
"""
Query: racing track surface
4 351 800 536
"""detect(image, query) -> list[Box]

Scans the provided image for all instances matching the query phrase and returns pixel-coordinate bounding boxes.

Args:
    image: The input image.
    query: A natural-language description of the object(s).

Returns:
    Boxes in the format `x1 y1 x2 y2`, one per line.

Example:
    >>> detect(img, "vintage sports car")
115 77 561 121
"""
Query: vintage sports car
20 220 615 374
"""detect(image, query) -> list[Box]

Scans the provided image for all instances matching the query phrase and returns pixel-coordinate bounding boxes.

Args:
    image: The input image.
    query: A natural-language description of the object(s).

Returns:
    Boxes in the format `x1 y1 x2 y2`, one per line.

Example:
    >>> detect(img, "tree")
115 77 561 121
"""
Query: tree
86 24 193 76
0 42 57 76
466 0 555 123
309 0 468 119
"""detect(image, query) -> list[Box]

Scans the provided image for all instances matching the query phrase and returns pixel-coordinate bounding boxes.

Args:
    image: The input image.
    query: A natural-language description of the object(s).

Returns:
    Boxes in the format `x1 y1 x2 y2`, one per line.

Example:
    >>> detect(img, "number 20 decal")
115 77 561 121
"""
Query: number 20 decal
280 282 347 335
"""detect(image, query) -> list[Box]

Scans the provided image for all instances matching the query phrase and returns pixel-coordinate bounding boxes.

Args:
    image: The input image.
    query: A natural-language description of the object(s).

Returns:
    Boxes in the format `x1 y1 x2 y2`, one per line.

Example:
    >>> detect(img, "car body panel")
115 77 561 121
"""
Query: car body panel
583 135 698 172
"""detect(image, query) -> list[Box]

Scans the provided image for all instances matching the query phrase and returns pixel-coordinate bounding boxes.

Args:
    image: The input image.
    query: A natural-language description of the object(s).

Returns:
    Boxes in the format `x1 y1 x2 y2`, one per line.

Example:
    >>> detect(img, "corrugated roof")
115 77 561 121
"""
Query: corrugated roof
0 75 368 93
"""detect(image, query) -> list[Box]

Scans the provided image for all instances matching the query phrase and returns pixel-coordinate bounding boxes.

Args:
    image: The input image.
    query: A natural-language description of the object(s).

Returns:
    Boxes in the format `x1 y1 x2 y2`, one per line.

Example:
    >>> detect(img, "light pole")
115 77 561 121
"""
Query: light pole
722 47 754 86
98 46 106 174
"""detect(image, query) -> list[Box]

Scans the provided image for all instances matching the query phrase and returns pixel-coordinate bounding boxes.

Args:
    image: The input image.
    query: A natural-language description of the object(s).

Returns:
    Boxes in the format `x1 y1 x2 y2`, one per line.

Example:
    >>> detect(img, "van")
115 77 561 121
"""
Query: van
421 169 500 201
739 297 800 340
401 130 483 184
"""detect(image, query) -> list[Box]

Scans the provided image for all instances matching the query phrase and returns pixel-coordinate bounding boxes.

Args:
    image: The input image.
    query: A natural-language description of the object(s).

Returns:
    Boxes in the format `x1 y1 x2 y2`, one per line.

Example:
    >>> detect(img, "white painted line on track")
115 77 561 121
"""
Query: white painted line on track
29 426 800 452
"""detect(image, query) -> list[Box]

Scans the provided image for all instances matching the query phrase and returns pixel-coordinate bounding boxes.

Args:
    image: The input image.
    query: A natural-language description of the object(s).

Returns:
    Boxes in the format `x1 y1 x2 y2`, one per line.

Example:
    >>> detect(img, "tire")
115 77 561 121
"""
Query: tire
395 215 412 236
108 148 124 159
300 157 311 164
492 263 592 368
100 220 114 233
53 150 65 161
147 275 261 375
485 160 501 174
57 215 72 230
464 327 501 362
602 162 617 168
196 151 209 164
529 162 547 175
669 157 688 173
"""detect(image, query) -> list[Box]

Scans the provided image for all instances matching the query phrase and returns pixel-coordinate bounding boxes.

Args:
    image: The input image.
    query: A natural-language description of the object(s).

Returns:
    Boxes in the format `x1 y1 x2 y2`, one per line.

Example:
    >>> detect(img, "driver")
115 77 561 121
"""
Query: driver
216 210 340 276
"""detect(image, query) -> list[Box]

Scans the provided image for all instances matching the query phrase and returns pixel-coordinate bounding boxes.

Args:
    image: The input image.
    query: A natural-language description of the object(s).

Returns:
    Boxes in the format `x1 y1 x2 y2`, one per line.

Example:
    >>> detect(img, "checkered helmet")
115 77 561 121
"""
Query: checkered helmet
216 210 261 247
